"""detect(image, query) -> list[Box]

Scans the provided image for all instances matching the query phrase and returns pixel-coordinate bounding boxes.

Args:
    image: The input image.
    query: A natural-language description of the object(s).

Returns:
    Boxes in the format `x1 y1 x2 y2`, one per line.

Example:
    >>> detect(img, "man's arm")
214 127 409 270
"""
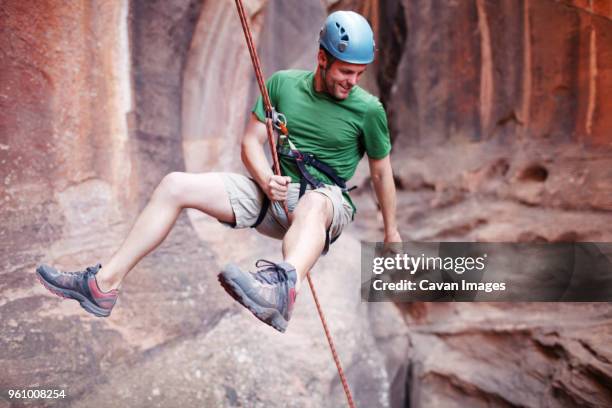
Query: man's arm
368 154 402 243
241 113 291 201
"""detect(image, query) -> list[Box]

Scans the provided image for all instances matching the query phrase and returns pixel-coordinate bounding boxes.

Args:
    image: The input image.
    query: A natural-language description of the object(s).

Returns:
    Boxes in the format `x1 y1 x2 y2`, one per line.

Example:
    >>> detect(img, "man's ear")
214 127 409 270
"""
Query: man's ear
317 49 327 70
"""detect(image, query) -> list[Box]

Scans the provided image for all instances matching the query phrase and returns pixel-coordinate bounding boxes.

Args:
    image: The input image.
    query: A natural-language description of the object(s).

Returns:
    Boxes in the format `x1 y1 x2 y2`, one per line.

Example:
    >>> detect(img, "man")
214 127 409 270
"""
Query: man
36 11 401 333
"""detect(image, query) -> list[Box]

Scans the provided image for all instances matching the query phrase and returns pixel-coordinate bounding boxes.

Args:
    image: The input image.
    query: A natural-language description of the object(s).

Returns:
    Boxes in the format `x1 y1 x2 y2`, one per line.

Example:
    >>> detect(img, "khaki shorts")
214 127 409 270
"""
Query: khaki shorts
219 173 354 244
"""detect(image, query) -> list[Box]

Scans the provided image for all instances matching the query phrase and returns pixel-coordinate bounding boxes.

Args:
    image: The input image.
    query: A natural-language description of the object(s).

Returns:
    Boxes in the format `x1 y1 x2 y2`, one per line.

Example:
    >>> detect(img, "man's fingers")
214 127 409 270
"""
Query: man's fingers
270 183 287 192
269 175 291 186
267 175 292 200
269 189 287 201
270 181 288 192
270 175 284 185
269 177 290 191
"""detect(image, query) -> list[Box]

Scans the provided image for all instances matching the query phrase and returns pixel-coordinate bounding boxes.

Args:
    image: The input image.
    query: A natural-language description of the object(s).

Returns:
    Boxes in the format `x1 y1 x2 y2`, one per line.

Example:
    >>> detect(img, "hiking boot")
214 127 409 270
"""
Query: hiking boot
36 264 118 317
218 259 297 333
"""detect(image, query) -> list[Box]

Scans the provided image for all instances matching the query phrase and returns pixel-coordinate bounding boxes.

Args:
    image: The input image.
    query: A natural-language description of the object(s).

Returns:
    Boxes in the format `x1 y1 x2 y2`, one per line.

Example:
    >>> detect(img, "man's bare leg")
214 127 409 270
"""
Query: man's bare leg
216 191 333 332
282 192 333 292
95 172 235 292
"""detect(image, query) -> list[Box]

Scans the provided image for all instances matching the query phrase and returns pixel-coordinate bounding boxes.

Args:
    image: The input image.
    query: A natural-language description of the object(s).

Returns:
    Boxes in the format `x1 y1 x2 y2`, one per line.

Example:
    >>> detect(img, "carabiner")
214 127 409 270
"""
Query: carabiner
268 107 288 135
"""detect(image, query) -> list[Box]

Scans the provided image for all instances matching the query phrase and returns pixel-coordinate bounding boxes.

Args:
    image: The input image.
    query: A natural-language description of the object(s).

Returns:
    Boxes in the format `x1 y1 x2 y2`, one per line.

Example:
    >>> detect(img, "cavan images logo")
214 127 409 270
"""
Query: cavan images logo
361 242 612 302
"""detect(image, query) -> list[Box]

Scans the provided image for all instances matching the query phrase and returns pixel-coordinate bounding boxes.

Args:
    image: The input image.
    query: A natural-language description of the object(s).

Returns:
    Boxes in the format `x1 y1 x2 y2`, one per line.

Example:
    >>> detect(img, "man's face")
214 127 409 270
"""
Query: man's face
319 51 367 100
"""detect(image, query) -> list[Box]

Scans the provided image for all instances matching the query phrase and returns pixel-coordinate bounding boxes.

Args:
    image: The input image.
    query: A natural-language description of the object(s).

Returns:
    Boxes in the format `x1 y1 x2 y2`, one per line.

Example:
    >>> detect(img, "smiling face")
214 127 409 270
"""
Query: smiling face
317 49 367 100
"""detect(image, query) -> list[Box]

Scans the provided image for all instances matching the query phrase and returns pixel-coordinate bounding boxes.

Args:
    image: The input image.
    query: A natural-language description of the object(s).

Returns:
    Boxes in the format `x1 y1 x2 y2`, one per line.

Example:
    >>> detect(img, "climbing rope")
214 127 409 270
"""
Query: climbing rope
233 0 280 177
233 1 355 407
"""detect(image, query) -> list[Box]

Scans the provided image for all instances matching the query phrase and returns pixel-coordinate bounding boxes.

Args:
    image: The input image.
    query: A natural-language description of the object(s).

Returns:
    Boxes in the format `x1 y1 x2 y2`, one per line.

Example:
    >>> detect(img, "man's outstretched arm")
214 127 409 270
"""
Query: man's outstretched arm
368 154 402 243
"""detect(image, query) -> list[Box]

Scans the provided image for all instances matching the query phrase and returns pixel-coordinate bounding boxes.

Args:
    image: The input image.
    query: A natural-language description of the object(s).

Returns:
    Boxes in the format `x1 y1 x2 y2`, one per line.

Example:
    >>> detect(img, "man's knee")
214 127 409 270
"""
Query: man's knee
156 171 190 204
294 192 332 224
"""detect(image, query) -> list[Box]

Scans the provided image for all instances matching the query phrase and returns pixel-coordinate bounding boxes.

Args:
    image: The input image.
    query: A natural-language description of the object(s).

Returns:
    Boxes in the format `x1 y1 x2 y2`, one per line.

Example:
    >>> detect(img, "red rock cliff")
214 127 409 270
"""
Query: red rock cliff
1 0 611 407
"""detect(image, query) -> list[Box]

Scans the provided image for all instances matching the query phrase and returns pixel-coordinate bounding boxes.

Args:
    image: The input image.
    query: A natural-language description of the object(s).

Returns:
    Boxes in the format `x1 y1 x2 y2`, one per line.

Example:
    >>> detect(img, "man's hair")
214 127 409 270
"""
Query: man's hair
319 45 336 70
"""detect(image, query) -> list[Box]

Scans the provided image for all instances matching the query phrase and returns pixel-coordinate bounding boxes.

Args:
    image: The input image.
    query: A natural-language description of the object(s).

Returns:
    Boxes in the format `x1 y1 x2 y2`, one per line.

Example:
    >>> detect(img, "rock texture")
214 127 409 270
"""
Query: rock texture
0 16 135 402
381 0 612 239
385 0 612 146
0 0 135 265
1 0 611 407
1 1 404 408
355 0 612 406
398 303 612 408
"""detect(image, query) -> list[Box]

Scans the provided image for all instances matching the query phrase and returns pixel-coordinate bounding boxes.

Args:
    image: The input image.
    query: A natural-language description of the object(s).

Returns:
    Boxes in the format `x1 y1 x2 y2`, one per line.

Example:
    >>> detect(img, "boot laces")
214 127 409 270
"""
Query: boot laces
253 259 287 284
66 264 101 277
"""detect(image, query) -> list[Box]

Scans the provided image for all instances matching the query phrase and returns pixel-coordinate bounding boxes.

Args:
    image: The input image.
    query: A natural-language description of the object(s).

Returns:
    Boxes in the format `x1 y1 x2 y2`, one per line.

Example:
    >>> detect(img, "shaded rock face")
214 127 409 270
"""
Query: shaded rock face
1 1 611 408
356 0 612 407
131 0 204 199
386 0 611 146
380 0 612 242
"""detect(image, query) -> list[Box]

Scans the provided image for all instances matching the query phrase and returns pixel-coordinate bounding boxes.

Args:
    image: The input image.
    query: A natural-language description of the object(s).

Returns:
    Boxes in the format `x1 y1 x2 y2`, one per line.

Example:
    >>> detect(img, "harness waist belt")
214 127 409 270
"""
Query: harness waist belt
277 144 353 198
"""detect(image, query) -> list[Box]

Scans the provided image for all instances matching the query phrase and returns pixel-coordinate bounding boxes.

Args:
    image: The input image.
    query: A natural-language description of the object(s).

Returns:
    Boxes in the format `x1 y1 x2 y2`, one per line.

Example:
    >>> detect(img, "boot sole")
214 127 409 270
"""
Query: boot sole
218 266 288 333
36 267 110 317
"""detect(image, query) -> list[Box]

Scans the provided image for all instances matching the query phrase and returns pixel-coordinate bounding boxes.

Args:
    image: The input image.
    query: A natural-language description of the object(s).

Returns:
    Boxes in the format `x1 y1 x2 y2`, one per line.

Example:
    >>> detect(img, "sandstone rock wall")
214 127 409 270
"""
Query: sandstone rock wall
1 0 141 405
385 0 611 146
1 1 404 407
366 0 612 243
1 0 134 266
182 0 266 174
355 1 612 406
2 0 612 407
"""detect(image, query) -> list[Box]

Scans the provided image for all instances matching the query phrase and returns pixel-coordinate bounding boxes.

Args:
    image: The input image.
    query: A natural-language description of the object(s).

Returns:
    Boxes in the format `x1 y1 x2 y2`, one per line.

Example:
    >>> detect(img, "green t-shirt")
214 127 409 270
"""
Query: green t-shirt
252 69 391 211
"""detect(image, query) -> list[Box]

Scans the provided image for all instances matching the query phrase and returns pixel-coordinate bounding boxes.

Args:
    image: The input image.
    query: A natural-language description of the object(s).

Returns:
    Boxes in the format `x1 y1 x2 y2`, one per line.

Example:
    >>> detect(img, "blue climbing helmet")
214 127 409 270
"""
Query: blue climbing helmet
319 11 375 64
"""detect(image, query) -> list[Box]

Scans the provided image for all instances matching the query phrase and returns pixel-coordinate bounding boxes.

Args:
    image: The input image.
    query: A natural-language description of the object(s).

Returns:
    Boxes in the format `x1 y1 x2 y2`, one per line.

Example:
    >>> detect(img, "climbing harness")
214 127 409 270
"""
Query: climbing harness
277 131 353 198
233 1 356 407
251 106 355 232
